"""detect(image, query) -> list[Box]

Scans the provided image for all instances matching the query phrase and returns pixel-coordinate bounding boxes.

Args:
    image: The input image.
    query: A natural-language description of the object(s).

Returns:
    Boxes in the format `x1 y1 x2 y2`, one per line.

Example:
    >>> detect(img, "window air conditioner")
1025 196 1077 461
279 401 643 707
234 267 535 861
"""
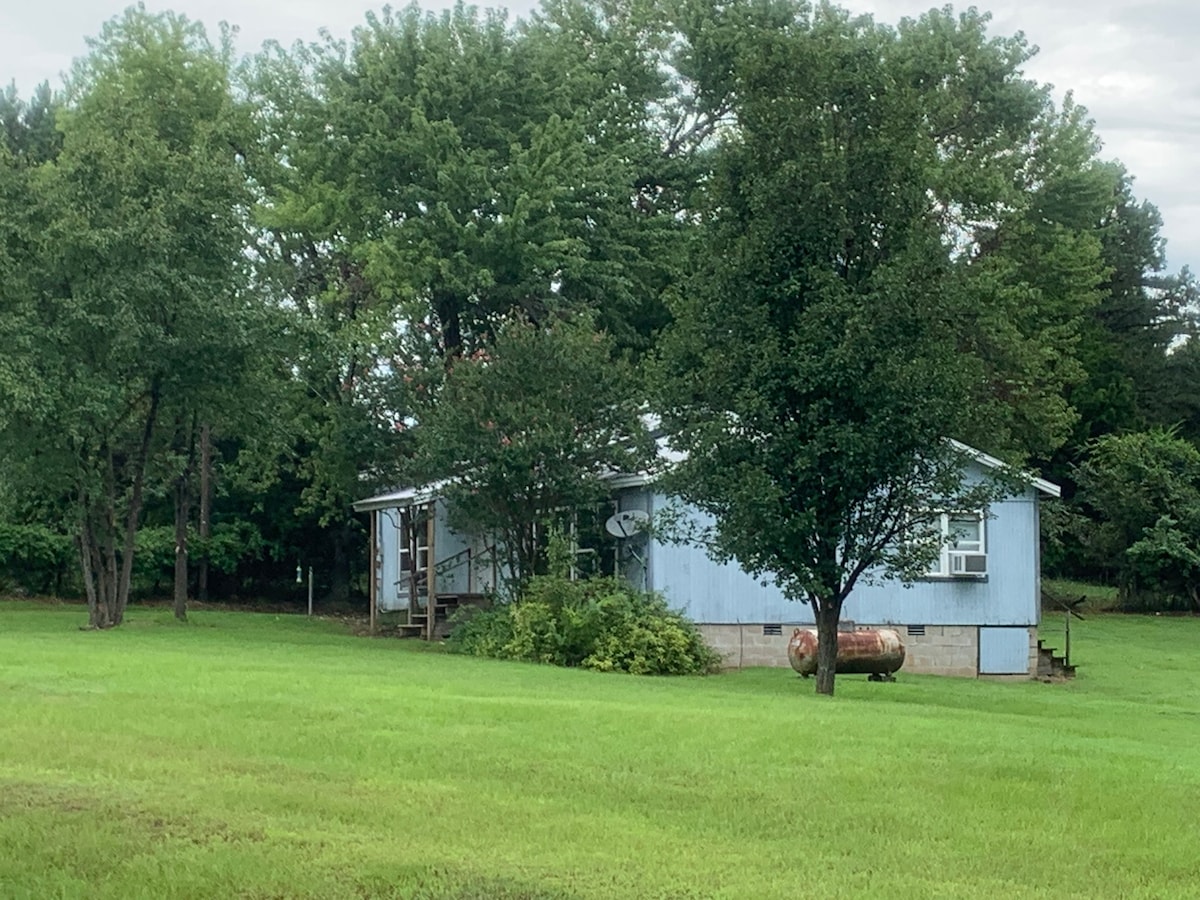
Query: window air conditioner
949 550 987 576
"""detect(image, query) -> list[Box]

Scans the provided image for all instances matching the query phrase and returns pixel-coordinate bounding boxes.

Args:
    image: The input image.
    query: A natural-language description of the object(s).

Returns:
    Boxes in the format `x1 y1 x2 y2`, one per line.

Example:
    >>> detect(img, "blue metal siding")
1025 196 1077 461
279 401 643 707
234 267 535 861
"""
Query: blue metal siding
979 627 1031 674
647 470 1041 628
376 508 405 612
649 496 814 625
433 500 472 594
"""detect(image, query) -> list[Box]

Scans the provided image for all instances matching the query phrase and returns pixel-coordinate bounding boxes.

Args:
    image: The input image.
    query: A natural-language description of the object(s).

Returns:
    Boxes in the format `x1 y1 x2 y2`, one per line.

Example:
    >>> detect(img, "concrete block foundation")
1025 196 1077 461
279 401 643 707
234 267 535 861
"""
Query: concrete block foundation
698 623 1038 678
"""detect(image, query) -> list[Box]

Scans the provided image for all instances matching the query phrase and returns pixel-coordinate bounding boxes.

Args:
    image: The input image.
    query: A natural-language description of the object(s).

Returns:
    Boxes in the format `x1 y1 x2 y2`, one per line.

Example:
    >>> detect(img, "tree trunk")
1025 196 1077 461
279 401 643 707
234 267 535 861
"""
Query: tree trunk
330 521 351 606
79 526 99 628
172 415 198 622
433 290 463 359
197 423 212 602
173 476 190 622
814 599 842 697
115 384 161 625
102 494 119 626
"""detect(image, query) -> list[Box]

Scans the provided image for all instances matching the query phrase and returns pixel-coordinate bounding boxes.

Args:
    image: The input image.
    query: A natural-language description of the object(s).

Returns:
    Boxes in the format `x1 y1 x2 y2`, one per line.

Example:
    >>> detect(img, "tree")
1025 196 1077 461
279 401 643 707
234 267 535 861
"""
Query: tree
1074 429 1200 611
242 2 683 600
0 81 61 164
0 9 254 626
414 313 651 589
944 96 1110 460
655 4 1062 695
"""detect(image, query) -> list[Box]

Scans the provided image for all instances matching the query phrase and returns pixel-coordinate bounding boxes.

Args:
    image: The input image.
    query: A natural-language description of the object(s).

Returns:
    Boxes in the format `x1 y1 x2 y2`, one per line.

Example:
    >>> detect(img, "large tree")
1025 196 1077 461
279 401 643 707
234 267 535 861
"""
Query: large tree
243 2 683 600
0 10 254 626
656 4 1094 695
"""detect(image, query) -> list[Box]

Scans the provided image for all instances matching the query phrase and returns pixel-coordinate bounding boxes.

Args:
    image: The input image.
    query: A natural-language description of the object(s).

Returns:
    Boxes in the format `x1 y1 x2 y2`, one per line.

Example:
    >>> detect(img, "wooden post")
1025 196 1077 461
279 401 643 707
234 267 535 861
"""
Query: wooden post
426 502 437 641
1065 607 1071 668
369 511 377 634
307 566 314 616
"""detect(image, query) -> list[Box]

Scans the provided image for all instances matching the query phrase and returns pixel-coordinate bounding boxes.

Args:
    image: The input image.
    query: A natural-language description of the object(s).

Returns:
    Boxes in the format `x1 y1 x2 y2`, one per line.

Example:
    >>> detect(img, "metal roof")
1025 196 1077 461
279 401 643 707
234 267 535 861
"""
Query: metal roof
353 439 1060 510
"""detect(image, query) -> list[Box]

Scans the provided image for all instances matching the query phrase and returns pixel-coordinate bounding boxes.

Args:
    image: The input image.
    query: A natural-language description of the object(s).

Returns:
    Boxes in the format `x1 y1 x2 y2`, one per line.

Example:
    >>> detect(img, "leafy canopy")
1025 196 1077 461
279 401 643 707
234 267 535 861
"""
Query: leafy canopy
656 3 1053 693
414 313 651 587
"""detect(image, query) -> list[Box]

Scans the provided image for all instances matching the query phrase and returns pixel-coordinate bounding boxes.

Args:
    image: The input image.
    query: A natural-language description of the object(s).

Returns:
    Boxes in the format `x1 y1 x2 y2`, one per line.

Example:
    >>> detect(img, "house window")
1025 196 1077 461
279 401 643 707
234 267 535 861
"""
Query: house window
925 511 987 578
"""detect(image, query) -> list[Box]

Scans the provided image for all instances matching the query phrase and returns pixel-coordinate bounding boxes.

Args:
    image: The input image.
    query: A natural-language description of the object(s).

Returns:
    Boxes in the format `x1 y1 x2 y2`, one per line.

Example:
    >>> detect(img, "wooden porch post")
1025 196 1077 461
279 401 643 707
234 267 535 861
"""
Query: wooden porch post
368 510 377 635
425 501 437 641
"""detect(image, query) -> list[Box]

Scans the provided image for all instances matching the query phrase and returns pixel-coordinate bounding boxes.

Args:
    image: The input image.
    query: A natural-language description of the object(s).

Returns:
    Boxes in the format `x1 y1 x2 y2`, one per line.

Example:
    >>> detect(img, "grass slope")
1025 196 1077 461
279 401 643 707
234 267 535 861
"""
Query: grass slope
2 602 1198 899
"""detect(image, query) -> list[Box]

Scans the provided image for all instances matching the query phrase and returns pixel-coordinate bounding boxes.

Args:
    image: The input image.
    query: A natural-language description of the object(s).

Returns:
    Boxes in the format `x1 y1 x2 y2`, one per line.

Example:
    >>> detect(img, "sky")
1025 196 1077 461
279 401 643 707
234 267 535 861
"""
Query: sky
3 0 1197 273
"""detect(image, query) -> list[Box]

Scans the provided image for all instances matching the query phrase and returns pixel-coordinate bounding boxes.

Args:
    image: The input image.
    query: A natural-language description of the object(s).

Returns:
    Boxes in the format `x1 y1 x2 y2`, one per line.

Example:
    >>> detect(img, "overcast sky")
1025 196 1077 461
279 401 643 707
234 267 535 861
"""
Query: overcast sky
4 0 1196 273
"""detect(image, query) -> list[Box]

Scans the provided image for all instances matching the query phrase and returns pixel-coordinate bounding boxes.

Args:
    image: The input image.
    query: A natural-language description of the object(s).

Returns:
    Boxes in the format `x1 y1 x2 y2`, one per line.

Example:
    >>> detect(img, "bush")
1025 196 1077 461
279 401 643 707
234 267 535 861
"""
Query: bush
448 575 720 675
132 521 266 596
0 522 73 595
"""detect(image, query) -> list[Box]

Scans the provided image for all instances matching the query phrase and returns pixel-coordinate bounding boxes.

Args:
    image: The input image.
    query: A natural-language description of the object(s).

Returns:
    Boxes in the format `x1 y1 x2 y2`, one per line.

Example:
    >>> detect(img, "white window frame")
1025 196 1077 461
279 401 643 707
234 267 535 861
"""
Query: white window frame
924 511 987 578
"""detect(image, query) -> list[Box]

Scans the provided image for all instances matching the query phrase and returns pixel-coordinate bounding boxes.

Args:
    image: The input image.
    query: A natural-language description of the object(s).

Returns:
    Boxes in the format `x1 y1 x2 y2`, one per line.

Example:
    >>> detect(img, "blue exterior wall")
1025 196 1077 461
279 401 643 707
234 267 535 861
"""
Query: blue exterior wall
647 467 1042 629
376 508 403 612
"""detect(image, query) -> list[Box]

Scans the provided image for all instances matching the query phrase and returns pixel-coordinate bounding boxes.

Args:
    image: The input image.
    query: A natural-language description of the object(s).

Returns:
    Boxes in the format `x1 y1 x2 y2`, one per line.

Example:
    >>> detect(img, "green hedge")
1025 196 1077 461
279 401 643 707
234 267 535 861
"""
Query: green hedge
448 574 720 675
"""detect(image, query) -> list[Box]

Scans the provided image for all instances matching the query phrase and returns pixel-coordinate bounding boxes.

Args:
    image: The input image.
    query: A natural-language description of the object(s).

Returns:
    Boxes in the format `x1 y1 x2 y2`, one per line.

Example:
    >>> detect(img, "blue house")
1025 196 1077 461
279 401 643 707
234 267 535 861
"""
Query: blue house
354 444 1060 678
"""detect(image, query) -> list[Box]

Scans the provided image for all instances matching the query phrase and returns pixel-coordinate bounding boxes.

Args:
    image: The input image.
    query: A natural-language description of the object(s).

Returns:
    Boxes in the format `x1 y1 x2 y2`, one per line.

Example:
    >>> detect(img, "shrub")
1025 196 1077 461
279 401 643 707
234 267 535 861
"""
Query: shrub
0 522 74 595
132 521 266 595
448 575 720 675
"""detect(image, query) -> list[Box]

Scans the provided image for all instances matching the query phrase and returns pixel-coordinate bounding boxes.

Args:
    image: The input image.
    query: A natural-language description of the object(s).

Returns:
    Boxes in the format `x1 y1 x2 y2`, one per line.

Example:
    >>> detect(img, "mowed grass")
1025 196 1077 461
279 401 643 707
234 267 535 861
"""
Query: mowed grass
1043 578 1120 612
2 604 1199 900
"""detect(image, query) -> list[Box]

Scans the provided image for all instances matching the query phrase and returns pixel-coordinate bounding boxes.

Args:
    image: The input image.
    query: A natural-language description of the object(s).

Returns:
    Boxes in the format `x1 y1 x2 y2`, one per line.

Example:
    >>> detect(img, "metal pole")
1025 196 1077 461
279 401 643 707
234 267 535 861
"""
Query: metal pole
308 566 314 616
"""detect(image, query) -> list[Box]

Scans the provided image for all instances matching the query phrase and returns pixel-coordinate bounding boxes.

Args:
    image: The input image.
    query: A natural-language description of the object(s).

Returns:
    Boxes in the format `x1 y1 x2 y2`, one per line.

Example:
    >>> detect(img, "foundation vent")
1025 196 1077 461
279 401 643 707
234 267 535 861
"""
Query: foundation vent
907 625 926 637
762 624 783 636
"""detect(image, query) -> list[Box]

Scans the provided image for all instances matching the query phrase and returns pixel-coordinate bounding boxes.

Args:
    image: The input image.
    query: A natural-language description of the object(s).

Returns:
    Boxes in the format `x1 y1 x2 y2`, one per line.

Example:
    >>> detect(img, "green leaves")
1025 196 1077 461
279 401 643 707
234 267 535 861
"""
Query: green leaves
249 2 679 361
1076 430 1200 611
414 313 651 584
655 3 1036 637
0 8 260 623
448 573 721 675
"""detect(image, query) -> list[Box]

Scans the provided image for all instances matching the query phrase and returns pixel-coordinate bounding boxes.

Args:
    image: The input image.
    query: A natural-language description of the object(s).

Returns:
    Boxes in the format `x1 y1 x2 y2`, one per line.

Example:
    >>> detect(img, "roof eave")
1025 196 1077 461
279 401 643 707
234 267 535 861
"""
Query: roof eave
947 439 1061 498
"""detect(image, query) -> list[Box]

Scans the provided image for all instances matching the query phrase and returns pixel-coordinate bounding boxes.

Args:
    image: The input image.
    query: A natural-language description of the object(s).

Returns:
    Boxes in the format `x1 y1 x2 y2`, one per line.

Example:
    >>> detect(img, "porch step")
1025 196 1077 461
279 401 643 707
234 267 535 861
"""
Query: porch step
1037 644 1076 679
391 593 492 640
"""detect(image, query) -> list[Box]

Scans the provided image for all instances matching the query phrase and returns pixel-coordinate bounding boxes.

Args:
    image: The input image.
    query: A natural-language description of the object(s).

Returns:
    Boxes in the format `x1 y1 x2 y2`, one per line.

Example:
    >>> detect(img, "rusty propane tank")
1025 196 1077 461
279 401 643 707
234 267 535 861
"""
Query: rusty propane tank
787 628 906 679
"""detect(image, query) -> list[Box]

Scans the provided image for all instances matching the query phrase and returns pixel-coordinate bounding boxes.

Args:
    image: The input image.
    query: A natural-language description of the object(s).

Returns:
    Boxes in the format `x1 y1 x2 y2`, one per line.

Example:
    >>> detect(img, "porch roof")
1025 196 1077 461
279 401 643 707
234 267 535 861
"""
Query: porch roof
352 479 450 512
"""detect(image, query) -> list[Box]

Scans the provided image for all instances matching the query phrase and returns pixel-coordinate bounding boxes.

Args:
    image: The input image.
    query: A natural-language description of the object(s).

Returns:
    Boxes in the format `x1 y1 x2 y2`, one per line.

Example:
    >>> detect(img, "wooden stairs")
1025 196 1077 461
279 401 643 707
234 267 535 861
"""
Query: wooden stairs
397 592 490 640
1036 639 1076 679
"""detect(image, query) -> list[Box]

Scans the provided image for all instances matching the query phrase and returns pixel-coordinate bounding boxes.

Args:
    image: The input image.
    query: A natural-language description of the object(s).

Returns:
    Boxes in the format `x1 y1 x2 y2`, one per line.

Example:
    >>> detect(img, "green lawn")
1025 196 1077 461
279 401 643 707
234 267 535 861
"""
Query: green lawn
2 603 1199 899
1042 578 1120 612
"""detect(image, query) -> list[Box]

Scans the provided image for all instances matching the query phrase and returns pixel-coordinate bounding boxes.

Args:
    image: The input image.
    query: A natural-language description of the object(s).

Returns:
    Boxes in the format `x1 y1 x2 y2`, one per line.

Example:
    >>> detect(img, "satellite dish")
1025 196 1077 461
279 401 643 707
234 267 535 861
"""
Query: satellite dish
605 508 650 538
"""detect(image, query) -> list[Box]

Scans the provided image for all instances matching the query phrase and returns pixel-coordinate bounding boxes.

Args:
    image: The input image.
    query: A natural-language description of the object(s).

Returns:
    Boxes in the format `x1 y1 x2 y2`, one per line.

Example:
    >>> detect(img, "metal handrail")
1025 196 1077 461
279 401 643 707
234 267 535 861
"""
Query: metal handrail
434 543 498 577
